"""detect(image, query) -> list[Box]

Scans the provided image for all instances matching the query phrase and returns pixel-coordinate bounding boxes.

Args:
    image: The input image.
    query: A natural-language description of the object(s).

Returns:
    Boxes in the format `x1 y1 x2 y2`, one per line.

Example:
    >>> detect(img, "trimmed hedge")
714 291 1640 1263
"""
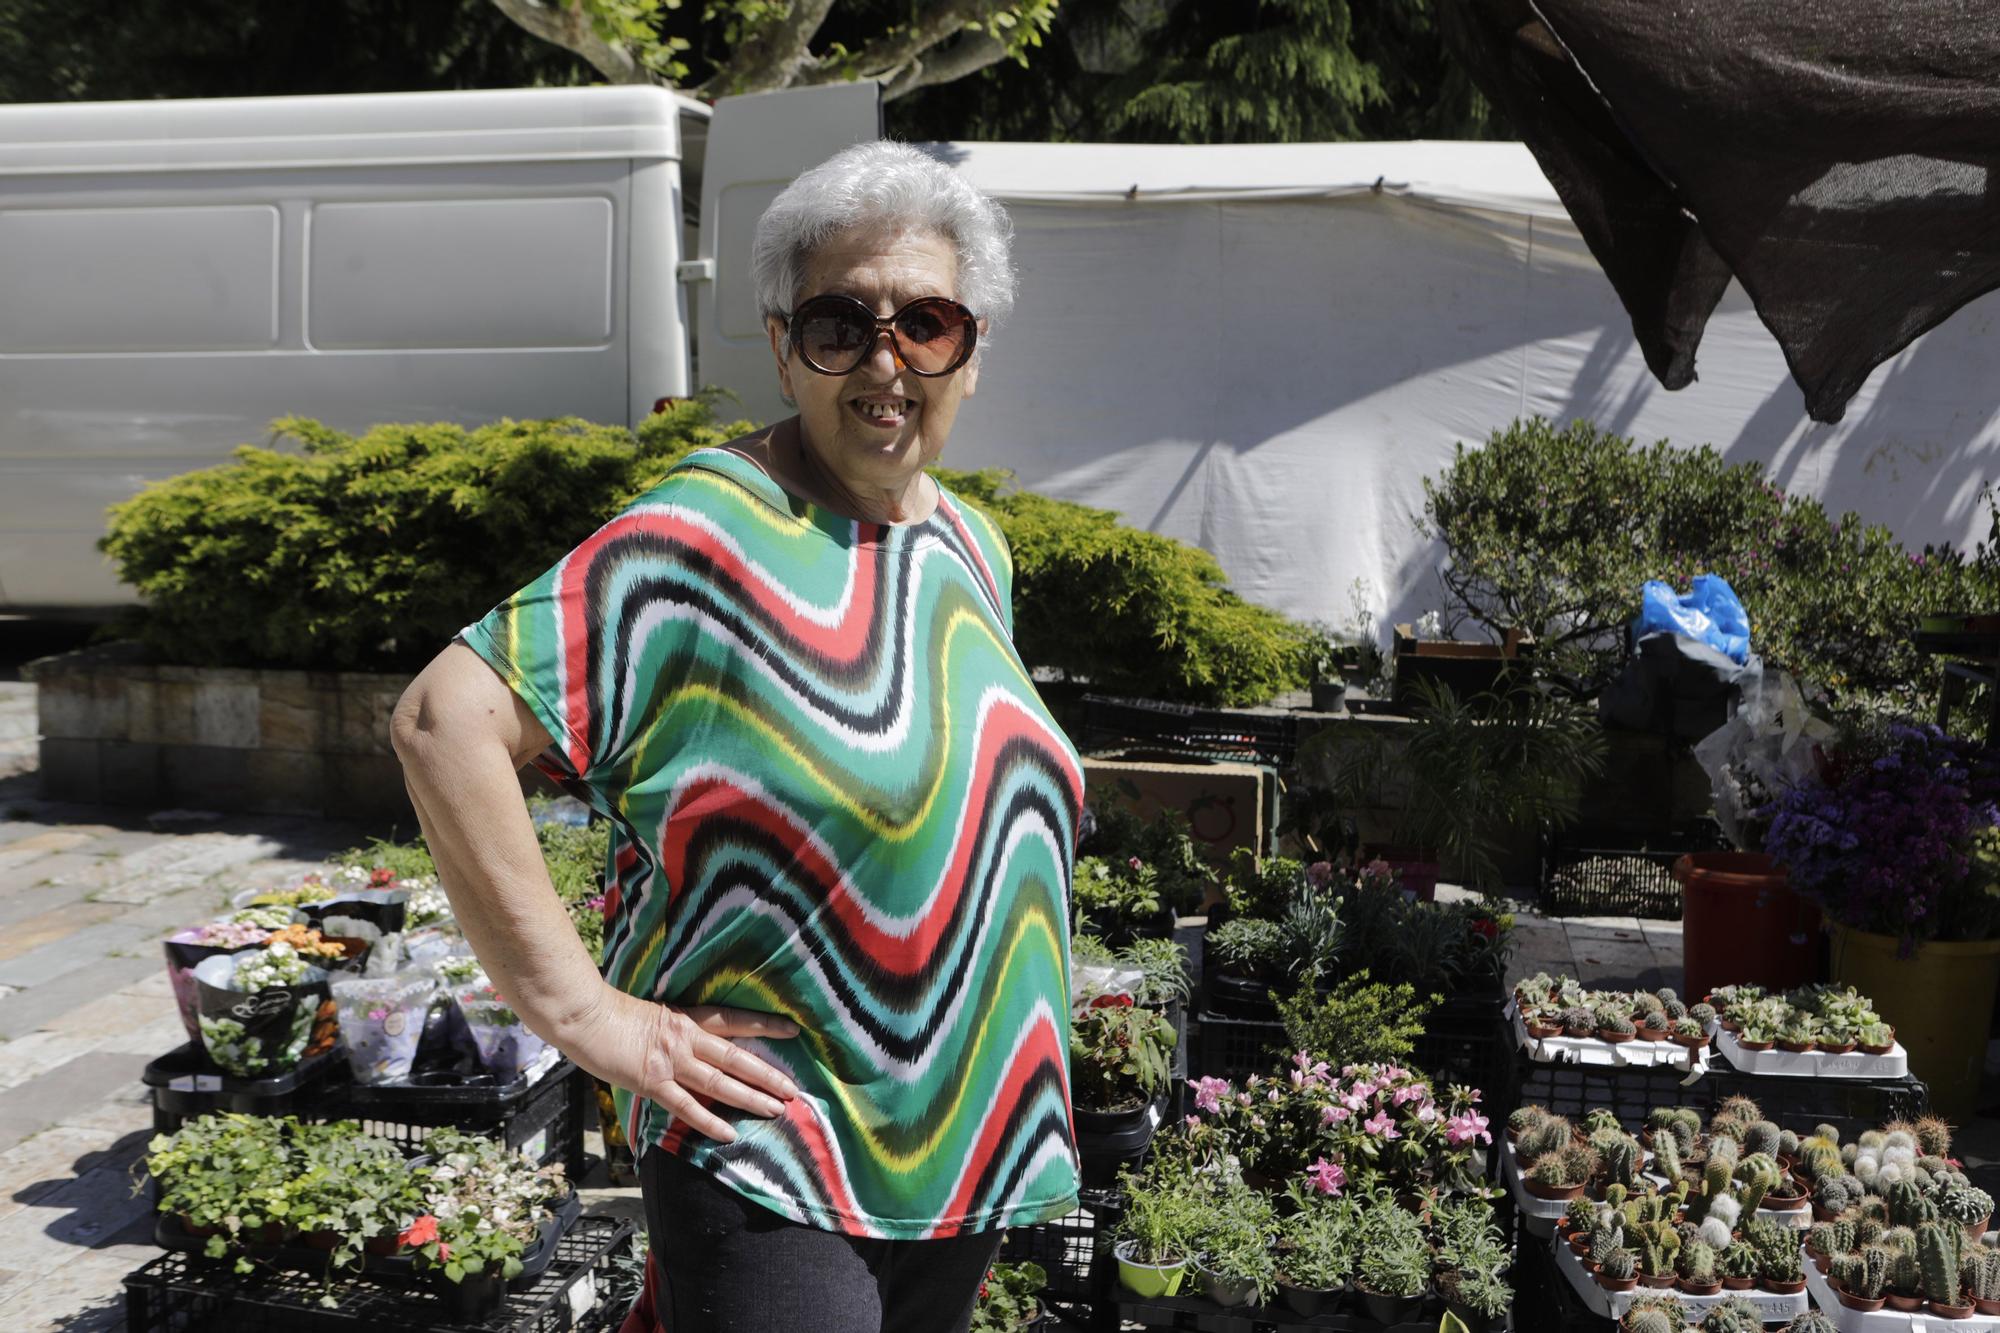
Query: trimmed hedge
101 400 1312 705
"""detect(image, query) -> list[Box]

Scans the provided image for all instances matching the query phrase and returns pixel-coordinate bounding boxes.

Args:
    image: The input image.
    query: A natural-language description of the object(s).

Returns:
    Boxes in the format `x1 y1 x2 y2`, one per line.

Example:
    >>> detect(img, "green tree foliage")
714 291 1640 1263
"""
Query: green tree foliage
0 0 591 102
891 0 1505 143
1420 416 2000 716
100 401 1313 705
1274 971 1435 1071
934 467 1314 705
487 0 1059 101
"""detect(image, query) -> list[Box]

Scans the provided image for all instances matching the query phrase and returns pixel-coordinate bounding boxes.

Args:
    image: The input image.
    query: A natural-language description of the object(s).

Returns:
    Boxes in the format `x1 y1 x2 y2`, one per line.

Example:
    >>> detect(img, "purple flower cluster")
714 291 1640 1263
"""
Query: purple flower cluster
1762 724 2000 950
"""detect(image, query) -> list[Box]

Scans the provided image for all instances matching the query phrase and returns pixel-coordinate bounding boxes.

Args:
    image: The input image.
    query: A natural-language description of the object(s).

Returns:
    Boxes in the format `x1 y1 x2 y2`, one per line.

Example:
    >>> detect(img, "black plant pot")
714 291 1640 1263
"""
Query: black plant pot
440 1271 509 1322
1203 970 1278 1021
1446 1299 1503 1333
1074 1093 1163 1189
1276 1278 1340 1317
1358 1286 1425 1326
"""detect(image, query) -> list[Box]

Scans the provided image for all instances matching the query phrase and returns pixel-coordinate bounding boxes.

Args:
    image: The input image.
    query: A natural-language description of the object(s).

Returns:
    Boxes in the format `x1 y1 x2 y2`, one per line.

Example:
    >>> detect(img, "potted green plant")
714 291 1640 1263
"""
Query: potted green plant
1189 1187 1277 1309
1352 1197 1430 1324
1070 855 1176 945
1112 1168 1195 1298
1620 1290 1686 1332
970 1261 1048 1331
1069 995 1176 1186
1272 1197 1350 1317
1301 676 1605 894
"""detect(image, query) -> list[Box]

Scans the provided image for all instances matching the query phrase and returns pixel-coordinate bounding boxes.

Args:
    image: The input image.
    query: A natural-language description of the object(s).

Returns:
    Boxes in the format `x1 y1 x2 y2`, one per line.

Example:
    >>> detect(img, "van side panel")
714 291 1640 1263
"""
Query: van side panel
0 160 633 609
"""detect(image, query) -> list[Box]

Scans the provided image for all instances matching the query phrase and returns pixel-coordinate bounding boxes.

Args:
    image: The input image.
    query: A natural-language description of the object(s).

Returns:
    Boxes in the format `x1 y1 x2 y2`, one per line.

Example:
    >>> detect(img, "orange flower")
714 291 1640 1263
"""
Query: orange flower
399 1215 439 1249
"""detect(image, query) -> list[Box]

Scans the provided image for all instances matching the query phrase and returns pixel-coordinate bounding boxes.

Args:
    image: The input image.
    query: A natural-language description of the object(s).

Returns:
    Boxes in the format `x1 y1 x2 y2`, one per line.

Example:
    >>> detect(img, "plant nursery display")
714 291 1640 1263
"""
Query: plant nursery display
191 935 342 1077
970 1261 1048 1331
1513 974 1714 1054
1708 983 1897 1055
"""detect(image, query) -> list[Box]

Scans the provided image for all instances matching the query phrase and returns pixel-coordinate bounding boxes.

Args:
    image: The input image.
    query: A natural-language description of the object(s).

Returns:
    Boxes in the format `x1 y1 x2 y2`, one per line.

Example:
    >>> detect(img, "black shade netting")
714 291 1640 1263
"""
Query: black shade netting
1446 0 2000 423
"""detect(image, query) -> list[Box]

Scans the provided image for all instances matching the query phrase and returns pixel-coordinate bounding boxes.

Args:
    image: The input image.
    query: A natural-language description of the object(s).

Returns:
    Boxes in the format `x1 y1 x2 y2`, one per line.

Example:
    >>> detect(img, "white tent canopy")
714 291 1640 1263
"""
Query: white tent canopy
928 139 2000 645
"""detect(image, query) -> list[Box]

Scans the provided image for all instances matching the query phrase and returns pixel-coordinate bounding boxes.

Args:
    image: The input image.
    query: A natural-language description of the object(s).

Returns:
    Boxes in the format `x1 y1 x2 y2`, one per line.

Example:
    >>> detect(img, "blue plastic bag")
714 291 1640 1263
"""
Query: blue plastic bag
1636 574 1751 665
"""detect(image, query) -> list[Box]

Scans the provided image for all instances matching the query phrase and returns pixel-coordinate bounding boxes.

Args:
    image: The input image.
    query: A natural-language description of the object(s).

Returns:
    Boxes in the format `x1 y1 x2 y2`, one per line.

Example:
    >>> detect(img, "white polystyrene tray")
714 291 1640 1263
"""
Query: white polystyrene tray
1508 1003 1710 1076
1498 1140 1569 1235
1803 1254 2000 1331
1551 1229 1809 1322
1715 1028 1909 1078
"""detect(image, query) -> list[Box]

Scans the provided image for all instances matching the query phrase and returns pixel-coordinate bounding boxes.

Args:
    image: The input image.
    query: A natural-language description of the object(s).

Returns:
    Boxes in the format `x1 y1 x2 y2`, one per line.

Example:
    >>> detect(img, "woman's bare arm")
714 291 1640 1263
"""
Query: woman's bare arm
391 641 797 1142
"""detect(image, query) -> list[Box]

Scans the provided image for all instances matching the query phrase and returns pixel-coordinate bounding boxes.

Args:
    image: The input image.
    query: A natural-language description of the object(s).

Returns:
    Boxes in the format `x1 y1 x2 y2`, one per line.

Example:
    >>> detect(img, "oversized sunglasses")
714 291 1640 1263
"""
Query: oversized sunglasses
786 294 978 377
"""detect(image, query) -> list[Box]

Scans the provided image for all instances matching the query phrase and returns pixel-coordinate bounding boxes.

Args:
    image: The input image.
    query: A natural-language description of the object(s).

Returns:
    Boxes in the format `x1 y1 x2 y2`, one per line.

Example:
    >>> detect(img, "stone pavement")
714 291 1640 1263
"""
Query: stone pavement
0 661 1684 1332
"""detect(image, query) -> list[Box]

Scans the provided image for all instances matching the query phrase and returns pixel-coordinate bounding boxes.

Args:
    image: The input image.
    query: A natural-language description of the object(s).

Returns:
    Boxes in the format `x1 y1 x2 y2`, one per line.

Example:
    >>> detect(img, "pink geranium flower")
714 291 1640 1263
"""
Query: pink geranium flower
1192 1076 1230 1115
1364 1109 1400 1140
1321 1104 1350 1126
1446 1109 1492 1146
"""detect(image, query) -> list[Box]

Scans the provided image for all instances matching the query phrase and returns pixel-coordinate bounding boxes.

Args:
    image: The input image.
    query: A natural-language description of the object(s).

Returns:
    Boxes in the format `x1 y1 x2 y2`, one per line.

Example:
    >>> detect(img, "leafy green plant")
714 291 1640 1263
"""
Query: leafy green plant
936 467 1316 705
1078 803 1214 913
1299 677 1605 889
1069 996 1176 1111
1189 1184 1279 1303
1207 917 1285 980
1274 971 1434 1071
970 1260 1046 1332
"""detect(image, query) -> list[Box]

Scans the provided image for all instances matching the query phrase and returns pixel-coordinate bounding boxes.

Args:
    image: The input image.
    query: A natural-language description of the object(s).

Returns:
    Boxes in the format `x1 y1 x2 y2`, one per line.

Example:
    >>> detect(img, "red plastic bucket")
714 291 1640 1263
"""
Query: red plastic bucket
1672 852 1821 999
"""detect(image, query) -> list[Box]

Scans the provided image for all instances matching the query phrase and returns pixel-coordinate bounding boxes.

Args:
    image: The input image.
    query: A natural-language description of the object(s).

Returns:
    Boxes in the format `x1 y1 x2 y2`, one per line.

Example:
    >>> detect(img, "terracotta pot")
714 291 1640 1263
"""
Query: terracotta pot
1595 1273 1637 1293
1969 1213 1991 1241
1523 1177 1586 1201
1736 1038 1775 1051
1635 1024 1667 1042
1721 1276 1754 1291
1764 1190 1808 1212
1885 1293 1924 1312
1812 1252 1831 1275
1763 1278 1806 1295
1930 1299 1976 1320
1820 1040 1857 1054
1859 1037 1896 1055
1568 1234 1589 1256
365 1232 403 1257
1974 1296 2000 1316
1679 1279 1721 1296
1670 1033 1709 1050
1639 1273 1676 1289
1597 1029 1637 1044
1720 1018 1742 1033
1832 1281 1886 1313
1776 1039 1816 1053
1526 1021 1561 1039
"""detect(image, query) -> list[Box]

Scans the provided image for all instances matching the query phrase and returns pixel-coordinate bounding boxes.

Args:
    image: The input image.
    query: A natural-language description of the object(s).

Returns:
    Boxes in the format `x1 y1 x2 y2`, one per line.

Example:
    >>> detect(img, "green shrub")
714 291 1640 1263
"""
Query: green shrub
933 468 1314 705
1419 416 1996 716
100 398 748 670
102 401 1314 705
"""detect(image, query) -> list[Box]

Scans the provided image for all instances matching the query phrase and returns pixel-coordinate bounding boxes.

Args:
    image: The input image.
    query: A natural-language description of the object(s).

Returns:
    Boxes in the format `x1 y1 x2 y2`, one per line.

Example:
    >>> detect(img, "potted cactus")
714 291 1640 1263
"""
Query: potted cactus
1775 1014 1818 1053
1965 1243 2000 1314
1619 1291 1685 1333
1857 1020 1897 1054
1830 1245 1891 1311
1505 1103 1549 1146
1920 1221 1974 1317
1668 1016 1708 1051
1676 1237 1721 1295
1597 1008 1639 1044
1754 1223 1806 1294
1524 1143 1597 1201
1514 1113 1575 1165
1781 1314 1839 1333
1697 1296 1765 1333
1717 1240 1759 1290
1886 1242 1925 1312
1595 1247 1638 1293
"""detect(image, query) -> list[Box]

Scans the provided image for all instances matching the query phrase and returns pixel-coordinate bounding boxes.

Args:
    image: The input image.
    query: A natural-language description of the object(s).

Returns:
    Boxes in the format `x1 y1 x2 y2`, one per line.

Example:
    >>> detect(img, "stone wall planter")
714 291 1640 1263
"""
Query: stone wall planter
22 642 547 820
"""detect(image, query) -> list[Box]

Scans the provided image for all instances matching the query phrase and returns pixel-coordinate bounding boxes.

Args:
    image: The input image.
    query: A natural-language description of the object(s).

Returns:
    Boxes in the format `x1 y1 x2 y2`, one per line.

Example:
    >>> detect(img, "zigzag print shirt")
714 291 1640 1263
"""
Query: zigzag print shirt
459 446 1084 1238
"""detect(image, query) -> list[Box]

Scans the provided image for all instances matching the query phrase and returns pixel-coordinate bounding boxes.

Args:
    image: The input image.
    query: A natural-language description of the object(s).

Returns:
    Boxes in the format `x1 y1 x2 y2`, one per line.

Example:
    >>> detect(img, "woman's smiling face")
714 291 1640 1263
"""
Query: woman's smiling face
767 224 980 494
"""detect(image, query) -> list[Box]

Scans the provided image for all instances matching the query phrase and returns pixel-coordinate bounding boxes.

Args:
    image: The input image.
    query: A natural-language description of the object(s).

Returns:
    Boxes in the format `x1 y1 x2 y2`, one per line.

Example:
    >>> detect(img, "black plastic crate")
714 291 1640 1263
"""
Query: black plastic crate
1512 1231 1608 1333
124 1214 637 1333
999 1186 1120 1332
148 1046 593 1180
1079 694 1298 768
1537 823 1728 920
1410 989 1509 1098
1115 1290 1450 1330
1505 1046 1930 1141
1191 1011 1288 1084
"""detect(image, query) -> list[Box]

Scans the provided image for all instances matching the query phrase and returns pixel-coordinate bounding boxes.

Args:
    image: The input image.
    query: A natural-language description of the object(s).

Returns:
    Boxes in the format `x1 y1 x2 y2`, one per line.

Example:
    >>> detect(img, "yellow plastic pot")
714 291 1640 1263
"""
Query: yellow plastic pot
1828 924 2000 1121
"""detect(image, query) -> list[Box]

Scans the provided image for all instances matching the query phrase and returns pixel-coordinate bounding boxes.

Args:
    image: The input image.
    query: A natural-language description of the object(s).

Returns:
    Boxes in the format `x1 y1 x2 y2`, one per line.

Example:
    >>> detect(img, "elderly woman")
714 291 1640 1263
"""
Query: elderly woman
391 140 1084 1332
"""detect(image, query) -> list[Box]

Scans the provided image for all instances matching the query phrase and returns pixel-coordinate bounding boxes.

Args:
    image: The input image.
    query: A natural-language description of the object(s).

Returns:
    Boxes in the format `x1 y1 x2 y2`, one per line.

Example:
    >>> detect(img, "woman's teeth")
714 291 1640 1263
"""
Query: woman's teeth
854 400 910 422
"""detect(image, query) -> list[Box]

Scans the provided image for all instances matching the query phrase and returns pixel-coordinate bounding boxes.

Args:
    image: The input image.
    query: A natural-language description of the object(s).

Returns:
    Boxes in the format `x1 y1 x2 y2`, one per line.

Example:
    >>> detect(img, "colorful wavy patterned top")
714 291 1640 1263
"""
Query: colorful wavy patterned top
459 446 1084 1239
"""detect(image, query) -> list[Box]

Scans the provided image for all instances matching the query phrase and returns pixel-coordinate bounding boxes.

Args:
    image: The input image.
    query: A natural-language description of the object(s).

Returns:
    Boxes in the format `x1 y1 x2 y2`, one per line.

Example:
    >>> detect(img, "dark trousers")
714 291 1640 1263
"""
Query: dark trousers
641 1148 1004 1333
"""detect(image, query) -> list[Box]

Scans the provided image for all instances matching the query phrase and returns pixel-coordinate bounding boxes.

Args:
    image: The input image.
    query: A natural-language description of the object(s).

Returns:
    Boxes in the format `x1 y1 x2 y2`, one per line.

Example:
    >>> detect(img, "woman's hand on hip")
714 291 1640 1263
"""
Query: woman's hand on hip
563 984 801 1143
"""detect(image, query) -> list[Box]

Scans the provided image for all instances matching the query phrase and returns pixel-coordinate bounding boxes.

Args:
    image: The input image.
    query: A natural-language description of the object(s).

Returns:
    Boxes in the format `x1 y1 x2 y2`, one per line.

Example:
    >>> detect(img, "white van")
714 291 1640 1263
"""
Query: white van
0 83 880 610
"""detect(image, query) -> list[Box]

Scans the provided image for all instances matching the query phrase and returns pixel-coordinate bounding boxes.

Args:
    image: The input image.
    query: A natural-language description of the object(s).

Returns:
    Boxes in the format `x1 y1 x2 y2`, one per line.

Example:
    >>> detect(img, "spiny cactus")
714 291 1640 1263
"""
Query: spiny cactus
1940 1183 1994 1226
1663 997 1689 1020
1744 1120 1781 1159
1564 1196 1597 1233
1889 1248 1921 1295
1777 1128 1800 1159
1919 1221 1965 1305
1859 1130 1887 1150
1680 1238 1718 1283
1517 1114 1574 1163
1798 1137 1844 1182
1715 1094 1763 1125
1915 1116 1954 1159
1836 1244 1890 1299
1583 1108 1622 1135
1735 1153 1783 1216
1783 1313 1839 1333
1919 1155 1951 1178
1600 1247 1637 1280
1689 1002 1717 1025
1858 1196 1891 1226
1888 1177 1940 1228
1562 1005 1595 1035
1809 1219 1854 1256
1507 1104 1549 1136
1624 1313 1675 1333
1600 1012 1638 1038
1854 1213 1886 1246
1963 1244 2000 1304
1697 1296 1764 1333
1709 1135 1741 1170
1603 1183 1630 1212
1599 1133 1641 1189
1754 1227 1803 1282
1880 1225 1918 1256
1816 1174 1863 1214
1718 1241 1758 1280
1591 1219 1625 1266
1651 1130 1683 1185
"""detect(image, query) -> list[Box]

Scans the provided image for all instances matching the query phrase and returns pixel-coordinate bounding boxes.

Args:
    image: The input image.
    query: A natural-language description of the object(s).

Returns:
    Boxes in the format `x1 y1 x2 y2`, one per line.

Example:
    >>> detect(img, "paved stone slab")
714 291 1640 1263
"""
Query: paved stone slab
0 901 124 962
0 921 158 990
0 830 97 868
0 953 161 1040
0 1052 156 1154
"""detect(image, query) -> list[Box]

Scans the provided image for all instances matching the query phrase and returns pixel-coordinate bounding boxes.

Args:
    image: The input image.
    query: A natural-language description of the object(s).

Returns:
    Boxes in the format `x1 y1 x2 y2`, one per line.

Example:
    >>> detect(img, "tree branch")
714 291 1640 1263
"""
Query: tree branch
487 0 649 84
796 0 1008 92
881 30 1009 101
703 0 840 97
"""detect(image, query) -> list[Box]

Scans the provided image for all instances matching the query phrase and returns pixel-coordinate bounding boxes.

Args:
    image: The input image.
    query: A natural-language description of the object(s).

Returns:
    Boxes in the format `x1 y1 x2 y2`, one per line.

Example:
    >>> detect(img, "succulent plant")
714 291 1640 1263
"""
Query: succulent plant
1715 1095 1763 1126
1919 1155 1952 1178
1583 1108 1622 1135
1717 1241 1758 1280
1599 1133 1642 1189
1963 1244 2000 1304
1777 1014 1818 1045
1736 1153 1785 1216
1708 1134 1741 1171
1742 1120 1780 1159
1834 1244 1891 1299
1601 1247 1637 1281
1858 1020 1894 1048
1697 1296 1765 1333
1531 1143 1598 1190
1563 1005 1596 1035
1754 1229 1803 1283
1564 1196 1597 1233
1679 1238 1718 1283
1816 1173 1863 1214
1889 1247 1921 1296
1814 1124 1842 1145
1776 1129 1800 1158
1888 1177 1940 1229
1939 1182 1994 1226
1600 1012 1638 1038
1782 1313 1839 1333
1517 1114 1574 1163
1809 1218 1855 1257
1919 1221 1965 1305
1651 1130 1683 1185
1507 1104 1549 1136
1915 1116 1954 1159
1689 1002 1717 1025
